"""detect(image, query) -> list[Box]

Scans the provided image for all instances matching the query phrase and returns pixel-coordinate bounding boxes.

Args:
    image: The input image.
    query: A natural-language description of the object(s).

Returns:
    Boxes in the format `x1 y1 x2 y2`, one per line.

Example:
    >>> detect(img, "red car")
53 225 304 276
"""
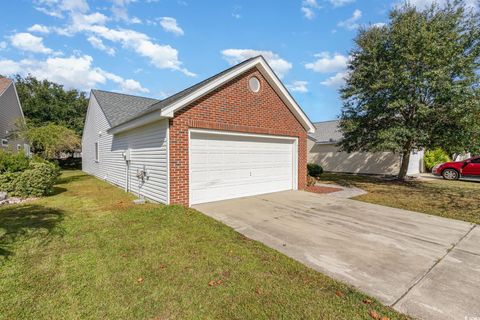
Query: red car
432 156 480 180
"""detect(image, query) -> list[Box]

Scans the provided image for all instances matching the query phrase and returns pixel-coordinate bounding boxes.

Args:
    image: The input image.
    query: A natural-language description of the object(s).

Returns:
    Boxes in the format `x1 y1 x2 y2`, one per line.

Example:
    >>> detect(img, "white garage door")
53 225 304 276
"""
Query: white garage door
189 130 297 205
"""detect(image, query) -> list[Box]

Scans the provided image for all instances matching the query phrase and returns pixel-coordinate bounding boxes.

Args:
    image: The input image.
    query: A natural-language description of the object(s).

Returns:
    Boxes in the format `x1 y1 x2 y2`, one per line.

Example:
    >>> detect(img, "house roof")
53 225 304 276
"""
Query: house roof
309 120 343 143
0 77 12 96
91 90 160 127
105 56 315 134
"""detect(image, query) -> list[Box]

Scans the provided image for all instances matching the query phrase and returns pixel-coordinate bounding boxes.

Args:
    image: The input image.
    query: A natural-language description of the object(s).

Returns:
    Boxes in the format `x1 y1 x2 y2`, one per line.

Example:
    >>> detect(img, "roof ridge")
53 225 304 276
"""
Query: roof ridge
91 89 160 101
313 119 340 124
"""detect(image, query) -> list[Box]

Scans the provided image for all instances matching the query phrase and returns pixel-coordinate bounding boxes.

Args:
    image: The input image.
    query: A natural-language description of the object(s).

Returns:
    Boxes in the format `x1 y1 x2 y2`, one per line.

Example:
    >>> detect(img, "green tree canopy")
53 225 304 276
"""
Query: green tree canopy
339 1 480 179
19 124 80 159
14 75 88 135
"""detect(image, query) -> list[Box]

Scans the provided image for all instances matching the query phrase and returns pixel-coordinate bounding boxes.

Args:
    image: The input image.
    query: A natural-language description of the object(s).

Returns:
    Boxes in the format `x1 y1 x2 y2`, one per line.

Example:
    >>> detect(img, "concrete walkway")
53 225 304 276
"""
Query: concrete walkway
193 191 480 320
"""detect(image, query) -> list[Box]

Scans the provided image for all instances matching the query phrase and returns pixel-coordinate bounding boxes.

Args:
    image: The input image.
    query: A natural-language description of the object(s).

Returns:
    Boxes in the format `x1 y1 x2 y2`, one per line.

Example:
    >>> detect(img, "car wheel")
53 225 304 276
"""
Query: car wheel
442 168 459 180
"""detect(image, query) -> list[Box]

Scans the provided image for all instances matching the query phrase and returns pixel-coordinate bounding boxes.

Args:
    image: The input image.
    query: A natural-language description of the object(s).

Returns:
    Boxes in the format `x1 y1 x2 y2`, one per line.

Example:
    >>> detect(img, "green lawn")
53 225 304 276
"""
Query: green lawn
319 173 480 224
0 170 407 320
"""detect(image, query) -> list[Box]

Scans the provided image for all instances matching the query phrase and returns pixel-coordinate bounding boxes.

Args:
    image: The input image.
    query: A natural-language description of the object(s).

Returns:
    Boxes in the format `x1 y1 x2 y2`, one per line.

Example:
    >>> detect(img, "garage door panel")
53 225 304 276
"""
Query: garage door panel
190 131 296 205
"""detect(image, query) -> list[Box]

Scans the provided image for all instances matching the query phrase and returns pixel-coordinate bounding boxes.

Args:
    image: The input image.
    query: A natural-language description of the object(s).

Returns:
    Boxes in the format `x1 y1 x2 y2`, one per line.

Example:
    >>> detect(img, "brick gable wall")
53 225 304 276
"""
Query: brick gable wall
169 67 308 205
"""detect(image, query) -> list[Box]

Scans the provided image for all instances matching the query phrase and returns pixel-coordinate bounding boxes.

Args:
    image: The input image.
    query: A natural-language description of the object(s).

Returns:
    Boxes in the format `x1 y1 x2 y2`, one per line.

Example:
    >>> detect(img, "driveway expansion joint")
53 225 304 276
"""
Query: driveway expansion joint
391 224 477 308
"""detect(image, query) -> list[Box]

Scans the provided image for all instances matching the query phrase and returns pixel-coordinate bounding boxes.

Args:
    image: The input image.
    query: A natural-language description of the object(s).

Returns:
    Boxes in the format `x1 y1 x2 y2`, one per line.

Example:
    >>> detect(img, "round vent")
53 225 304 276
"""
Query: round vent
248 77 260 93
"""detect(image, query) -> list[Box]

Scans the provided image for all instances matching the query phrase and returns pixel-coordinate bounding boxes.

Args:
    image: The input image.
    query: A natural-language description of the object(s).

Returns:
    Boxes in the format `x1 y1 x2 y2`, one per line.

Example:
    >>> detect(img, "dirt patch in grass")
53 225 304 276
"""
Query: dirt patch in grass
305 185 343 194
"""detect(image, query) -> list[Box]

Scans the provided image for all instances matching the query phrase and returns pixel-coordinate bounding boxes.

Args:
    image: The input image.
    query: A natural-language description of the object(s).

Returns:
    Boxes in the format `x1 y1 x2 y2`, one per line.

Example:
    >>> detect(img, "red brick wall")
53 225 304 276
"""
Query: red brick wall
169 67 308 205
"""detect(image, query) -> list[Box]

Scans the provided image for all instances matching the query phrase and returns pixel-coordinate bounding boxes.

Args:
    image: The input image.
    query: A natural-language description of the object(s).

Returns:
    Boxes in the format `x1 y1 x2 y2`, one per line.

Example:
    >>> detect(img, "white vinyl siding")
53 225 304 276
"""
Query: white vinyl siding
189 130 297 205
82 95 169 204
0 83 27 152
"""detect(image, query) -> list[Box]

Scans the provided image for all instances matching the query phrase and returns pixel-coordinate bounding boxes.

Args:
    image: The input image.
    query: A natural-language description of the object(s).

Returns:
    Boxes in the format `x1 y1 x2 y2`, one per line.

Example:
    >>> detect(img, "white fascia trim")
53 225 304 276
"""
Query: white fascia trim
161 57 315 133
107 111 168 134
189 128 299 141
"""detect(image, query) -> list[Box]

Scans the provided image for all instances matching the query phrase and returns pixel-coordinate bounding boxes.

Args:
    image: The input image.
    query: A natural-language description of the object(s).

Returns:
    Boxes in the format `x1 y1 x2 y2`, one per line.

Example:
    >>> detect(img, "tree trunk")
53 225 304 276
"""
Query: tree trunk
398 148 412 181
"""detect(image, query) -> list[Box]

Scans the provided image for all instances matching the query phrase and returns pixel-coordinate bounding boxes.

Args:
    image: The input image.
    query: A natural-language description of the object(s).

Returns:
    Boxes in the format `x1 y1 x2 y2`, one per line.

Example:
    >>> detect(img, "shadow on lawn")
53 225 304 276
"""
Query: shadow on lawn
0 204 65 263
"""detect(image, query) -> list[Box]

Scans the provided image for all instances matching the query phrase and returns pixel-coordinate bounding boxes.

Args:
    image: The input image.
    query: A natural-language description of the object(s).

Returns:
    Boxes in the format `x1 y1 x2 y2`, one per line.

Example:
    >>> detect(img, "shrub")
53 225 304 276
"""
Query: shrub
424 148 451 171
0 150 30 173
0 172 20 193
307 163 324 177
11 162 60 197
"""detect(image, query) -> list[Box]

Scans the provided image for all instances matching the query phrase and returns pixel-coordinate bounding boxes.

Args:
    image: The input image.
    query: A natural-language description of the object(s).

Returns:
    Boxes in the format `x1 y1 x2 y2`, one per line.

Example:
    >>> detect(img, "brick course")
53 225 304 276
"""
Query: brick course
169 67 308 205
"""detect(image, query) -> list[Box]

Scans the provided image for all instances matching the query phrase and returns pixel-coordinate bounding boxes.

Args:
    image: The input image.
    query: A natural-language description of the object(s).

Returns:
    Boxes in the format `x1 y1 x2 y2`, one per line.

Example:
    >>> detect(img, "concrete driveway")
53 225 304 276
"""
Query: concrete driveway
193 191 480 320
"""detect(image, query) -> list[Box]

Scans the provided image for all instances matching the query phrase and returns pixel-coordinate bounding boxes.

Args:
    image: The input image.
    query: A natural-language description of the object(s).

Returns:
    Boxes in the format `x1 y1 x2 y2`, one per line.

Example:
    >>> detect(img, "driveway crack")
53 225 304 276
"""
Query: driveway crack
391 224 477 307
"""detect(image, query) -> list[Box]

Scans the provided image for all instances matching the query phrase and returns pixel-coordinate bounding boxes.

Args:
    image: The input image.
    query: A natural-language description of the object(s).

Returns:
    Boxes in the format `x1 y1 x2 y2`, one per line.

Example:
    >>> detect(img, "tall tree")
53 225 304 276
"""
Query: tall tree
339 1 480 180
14 75 89 135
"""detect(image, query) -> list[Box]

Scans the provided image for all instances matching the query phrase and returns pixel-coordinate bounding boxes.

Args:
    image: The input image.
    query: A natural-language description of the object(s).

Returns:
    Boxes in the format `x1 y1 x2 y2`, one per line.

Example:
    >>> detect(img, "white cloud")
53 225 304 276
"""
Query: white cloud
287 81 309 93
0 41 6 50
0 55 148 94
303 0 320 8
86 25 195 76
305 52 349 73
109 0 142 24
159 17 184 36
329 0 355 7
400 0 478 11
301 0 321 19
34 0 89 17
371 22 386 28
221 49 292 78
301 7 315 19
28 24 50 33
10 32 54 54
32 0 195 77
87 36 116 56
338 9 362 30
321 71 348 87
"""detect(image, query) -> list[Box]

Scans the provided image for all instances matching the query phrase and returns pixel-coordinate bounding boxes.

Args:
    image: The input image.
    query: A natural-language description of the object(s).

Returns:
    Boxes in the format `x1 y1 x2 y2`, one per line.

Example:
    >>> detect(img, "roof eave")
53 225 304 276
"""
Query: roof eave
107 111 170 134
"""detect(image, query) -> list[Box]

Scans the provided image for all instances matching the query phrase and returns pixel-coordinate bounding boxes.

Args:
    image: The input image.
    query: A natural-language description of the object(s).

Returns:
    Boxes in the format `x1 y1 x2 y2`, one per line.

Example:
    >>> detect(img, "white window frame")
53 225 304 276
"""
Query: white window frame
94 142 99 162
1 139 8 147
16 144 22 151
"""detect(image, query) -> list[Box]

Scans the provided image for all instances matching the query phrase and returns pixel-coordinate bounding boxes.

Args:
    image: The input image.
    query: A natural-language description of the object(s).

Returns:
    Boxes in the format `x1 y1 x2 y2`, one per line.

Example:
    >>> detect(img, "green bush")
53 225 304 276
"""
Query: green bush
424 148 451 171
307 163 324 177
9 162 60 197
0 150 30 173
0 172 20 193
13 163 60 197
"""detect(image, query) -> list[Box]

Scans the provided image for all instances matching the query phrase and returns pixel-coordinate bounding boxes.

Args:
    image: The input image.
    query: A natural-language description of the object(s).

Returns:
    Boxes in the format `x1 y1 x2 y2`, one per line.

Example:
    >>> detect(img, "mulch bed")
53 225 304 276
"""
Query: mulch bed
305 185 343 194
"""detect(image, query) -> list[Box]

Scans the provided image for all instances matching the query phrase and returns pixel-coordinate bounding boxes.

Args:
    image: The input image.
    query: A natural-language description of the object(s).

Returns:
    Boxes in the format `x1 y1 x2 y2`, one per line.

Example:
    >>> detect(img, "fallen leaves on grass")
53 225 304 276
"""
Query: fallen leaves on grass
208 280 223 287
363 298 373 304
137 277 144 283
369 310 380 319
335 290 344 298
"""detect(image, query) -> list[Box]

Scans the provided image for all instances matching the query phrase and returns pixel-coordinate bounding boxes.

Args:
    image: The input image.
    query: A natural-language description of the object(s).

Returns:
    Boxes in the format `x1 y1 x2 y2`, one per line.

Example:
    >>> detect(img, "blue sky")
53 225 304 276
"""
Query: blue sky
0 0 467 122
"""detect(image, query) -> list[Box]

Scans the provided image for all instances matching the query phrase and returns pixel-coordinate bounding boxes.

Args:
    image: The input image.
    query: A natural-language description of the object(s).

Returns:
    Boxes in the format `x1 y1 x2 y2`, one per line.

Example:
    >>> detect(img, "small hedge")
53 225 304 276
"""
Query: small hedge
0 150 30 173
0 156 60 198
307 163 324 177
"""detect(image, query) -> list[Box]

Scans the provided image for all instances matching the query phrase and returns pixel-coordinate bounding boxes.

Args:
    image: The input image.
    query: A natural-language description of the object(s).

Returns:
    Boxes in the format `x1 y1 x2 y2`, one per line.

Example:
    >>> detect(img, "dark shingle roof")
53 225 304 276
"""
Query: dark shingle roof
309 120 343 143
91 90 160 127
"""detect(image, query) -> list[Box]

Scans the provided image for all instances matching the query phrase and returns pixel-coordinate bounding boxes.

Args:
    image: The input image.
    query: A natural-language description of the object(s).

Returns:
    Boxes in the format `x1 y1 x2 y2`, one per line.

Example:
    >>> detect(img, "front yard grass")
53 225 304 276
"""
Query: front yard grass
319 173 480 224
0 170 408 320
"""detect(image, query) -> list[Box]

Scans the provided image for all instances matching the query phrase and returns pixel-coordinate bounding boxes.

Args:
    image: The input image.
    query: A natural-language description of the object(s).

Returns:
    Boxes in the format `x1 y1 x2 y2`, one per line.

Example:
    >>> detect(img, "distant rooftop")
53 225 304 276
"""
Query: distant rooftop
0 78 12 96
309 120 343 143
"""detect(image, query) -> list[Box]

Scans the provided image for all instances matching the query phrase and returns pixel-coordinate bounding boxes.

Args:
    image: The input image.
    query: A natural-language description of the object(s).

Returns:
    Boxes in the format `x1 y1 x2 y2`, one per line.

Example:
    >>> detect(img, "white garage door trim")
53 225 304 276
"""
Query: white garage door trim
188 129 298 206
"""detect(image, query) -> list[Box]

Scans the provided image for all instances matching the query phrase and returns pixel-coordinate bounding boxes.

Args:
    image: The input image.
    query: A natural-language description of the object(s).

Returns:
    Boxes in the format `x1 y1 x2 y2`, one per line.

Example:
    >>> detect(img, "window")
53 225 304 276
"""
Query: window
94 142 99 162
248 76 261 93
16 144 22 151
1 139 8 147
471 158 480 164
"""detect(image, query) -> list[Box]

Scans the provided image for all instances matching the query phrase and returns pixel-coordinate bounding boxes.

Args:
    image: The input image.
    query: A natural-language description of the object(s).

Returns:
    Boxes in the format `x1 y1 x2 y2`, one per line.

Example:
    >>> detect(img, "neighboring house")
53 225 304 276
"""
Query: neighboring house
82 56 315 206
0 77 29 154
308 120 424 175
